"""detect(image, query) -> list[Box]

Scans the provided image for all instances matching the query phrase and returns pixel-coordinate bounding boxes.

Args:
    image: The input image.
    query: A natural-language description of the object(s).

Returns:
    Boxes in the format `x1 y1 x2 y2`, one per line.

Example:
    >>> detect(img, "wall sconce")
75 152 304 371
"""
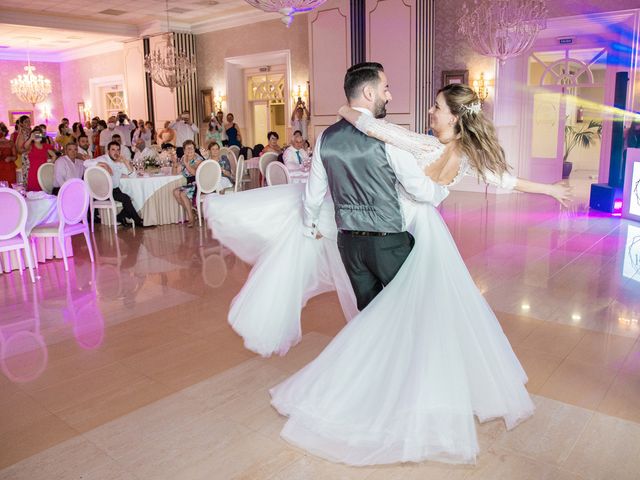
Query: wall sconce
214 91 225 112
292 83 308 106
472 73 490 104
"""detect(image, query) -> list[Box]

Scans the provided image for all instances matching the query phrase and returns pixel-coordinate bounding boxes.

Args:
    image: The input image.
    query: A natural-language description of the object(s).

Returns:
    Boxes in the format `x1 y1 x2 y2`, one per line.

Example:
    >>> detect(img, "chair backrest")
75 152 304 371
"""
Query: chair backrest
57 179 90 226
229 145 240 158
84 166 113 201
196 160 222 195
0 187 28 240
225 149 237 174
246 148 253 159
259 152 279 176
37 162 55 194
235 155 244 193
219 146 231 159
266 161 290 186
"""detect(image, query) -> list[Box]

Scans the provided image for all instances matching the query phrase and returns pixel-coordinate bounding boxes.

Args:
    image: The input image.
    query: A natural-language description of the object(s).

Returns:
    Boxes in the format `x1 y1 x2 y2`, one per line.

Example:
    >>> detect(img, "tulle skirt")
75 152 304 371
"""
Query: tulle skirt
204 184 534 466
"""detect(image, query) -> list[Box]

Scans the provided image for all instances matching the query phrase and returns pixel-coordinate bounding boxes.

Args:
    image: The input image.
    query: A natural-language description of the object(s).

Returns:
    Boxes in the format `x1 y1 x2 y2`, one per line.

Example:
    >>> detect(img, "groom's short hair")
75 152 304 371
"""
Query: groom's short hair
344 62 384 100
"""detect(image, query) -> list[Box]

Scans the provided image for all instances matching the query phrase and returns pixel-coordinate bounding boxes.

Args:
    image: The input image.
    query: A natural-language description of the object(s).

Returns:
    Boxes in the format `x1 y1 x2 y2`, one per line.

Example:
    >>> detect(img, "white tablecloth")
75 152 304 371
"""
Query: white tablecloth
1 193 73 274
112 174 186 226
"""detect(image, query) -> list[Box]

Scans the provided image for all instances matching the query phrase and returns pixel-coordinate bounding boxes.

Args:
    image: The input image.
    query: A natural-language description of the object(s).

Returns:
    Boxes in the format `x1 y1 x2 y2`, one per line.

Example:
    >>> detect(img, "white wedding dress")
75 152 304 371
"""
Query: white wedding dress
204 116 534 465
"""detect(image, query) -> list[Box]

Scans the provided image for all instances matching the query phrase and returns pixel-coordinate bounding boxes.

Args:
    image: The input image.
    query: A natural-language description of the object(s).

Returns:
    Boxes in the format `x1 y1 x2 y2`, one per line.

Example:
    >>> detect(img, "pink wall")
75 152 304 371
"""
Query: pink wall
58 50 124 123
0 60 64 130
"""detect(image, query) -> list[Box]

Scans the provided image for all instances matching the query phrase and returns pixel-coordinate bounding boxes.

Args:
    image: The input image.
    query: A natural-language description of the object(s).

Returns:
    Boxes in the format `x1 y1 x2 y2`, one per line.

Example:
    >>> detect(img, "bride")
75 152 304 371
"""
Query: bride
204 83 570 465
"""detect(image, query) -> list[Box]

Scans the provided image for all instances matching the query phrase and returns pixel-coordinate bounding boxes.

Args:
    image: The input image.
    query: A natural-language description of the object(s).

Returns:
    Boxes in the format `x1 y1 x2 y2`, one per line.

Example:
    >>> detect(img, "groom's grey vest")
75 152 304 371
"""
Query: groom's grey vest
320 119 404 233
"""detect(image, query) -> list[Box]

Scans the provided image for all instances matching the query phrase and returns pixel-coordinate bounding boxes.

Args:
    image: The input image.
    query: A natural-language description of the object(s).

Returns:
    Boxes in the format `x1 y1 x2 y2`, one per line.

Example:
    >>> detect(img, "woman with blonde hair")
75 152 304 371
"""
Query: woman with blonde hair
204 81 572 466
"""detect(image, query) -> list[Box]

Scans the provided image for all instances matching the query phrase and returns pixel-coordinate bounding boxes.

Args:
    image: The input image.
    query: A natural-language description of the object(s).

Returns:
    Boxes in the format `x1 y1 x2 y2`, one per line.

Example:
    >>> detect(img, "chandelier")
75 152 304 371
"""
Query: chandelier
244 0 327 26
10 56 52 107
458 0 548 65
144 0 196 92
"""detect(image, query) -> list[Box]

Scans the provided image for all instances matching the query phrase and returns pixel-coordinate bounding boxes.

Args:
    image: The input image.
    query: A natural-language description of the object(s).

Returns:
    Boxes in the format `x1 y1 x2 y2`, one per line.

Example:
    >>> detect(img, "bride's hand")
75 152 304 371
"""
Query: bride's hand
547 182 573 207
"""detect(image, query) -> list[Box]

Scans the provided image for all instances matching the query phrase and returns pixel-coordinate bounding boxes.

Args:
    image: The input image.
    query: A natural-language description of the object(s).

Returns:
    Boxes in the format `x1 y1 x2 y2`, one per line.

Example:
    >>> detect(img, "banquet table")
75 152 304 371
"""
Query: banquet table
103 173 186 227
0 192 73 274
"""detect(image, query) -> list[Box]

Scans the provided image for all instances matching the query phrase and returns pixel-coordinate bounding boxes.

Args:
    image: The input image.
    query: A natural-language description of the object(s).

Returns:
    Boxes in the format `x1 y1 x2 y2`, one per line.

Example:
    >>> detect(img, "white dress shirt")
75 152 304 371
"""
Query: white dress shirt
84 154 133 189
118 145 132 161
78 146 92 160
170 120 200 147
99 127 116 147
283 145 310 172
133 146 157 163
302 108 448 237
53 155 85 188
114 124 135 147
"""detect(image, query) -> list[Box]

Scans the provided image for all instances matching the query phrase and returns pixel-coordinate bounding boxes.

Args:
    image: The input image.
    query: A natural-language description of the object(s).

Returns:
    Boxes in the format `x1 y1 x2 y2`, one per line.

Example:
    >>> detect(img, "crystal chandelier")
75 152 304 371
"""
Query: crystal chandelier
458 0 548 65
244 0 328 26
10 55 52 107
144 0 196 92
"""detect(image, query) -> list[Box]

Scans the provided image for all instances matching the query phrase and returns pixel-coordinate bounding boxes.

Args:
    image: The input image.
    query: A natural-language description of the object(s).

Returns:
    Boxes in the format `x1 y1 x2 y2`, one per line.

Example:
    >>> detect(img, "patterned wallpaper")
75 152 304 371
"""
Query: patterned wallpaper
0 60 64 129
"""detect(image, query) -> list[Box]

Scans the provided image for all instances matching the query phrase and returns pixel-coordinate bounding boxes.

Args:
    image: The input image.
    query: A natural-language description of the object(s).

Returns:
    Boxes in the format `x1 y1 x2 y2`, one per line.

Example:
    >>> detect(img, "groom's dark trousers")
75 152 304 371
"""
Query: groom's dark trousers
337 230 414 311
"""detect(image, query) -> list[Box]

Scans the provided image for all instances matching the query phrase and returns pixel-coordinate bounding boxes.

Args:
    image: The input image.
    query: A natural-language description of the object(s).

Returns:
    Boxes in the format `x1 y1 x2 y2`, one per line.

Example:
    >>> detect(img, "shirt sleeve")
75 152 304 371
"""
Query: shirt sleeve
302 133 329 237
386 144 449 206
53 159 67 188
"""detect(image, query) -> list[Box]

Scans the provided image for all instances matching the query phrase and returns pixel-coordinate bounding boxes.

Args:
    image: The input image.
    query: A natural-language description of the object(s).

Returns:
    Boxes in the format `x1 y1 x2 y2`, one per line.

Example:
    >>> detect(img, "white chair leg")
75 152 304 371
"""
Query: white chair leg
112 207 118 235
58 234 68 271
90 203 95 233
23 238 35 283
197 194 202 227
83 229 95 263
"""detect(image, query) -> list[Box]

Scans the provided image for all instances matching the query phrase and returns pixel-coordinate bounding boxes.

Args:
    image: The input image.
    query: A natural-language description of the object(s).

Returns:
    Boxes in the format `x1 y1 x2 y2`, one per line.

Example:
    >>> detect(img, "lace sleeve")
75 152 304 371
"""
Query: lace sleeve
354 114 443 162
481 170 518 190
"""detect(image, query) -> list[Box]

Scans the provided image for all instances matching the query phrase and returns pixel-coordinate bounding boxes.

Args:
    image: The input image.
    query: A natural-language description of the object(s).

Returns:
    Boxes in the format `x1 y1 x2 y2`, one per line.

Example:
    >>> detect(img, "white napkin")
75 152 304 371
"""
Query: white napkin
26 191 48 200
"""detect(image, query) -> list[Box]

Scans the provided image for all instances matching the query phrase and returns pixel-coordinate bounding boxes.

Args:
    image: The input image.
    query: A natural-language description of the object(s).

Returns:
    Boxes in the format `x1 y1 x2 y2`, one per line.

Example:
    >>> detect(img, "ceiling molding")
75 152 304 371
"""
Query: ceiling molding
56 40 124 62
190 10 281 34
0 9 139 37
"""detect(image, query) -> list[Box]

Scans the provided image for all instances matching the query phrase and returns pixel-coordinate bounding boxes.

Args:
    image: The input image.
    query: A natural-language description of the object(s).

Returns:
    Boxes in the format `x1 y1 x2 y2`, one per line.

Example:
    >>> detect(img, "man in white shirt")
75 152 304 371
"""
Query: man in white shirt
85 141 147 228
132 138 157 164
77 134 92 160
52 142 85 195
170 110 200 157
303 62 447 311
283 130 310 172
114 111 135 148
111 134 132 161
99 116 117 149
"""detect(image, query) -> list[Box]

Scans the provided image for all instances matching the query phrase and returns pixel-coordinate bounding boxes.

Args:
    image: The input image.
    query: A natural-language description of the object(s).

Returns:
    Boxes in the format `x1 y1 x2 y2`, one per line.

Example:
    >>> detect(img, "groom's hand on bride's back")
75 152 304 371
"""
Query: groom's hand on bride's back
315 232 323 240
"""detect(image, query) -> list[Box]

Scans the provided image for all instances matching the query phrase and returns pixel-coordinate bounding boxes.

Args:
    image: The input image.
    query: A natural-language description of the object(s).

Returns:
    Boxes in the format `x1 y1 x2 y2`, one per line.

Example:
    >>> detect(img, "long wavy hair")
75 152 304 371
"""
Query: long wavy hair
438 83 509 180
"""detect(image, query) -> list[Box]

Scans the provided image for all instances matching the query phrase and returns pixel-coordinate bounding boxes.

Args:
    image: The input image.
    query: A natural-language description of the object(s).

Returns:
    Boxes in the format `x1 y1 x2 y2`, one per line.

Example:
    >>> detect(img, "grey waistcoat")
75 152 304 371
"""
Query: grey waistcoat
320 119 404 233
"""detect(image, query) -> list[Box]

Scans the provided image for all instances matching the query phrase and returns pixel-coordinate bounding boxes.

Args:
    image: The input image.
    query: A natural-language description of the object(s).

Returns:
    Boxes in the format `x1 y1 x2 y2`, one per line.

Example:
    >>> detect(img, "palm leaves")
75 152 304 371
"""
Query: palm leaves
563 120 603 162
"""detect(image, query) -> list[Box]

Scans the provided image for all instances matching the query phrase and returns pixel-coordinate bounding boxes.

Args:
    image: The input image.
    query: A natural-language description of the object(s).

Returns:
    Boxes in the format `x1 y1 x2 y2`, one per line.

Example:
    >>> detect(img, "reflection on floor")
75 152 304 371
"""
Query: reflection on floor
1 186 639 479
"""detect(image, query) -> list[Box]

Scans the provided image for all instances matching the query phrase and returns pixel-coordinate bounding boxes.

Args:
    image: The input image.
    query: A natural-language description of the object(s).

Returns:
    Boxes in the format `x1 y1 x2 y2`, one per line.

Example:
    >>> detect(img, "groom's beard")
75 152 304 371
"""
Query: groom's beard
373 98 388 119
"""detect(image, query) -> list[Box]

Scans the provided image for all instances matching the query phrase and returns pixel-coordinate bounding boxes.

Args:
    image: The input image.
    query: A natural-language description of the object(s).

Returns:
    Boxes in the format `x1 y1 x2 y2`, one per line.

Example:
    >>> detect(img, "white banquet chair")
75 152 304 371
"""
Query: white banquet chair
266 161 290 186
84 166 133 234
225 149 237 175
0 188 35 282
259 152 278 186
37 162 55 194
30 179 95 272
195 160 222 227
229 145 240 159
234 155 251 193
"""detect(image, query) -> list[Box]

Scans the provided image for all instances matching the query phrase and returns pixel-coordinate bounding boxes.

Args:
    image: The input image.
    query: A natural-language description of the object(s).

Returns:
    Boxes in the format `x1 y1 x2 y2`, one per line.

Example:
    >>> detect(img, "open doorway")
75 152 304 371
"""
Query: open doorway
246 67 287 147
526 47 608 190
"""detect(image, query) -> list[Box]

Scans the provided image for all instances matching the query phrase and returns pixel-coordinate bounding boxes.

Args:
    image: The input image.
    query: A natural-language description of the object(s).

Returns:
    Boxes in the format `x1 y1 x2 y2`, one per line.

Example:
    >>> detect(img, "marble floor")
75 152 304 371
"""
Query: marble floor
1 185 639 479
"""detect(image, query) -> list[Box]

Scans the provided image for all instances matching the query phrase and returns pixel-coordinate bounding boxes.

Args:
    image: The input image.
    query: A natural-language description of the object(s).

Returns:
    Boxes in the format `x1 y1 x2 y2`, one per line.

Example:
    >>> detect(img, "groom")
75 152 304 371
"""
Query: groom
303 62 448 311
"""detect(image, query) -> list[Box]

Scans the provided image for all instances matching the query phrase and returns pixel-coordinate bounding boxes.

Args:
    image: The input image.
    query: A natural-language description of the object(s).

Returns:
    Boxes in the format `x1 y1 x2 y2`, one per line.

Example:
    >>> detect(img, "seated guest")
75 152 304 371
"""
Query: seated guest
260 131 282 155
55 123 74 150
132 138 157 164
172 140 204 228
77 134 92 160
282 130 311 172
85 141 147 228
0 122 17 185
111 134 132 161
52 142 84 195
208 142 234 192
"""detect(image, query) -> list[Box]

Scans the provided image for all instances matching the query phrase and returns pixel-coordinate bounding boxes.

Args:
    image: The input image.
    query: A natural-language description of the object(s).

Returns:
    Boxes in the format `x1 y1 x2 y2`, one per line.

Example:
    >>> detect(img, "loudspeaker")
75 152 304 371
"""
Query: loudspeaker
609 71 629 188
590 183 622 213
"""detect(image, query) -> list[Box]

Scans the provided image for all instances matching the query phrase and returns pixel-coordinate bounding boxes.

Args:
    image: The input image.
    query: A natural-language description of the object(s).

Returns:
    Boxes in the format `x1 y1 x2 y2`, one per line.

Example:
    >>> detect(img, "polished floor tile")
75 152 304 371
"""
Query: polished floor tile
1 186 639 477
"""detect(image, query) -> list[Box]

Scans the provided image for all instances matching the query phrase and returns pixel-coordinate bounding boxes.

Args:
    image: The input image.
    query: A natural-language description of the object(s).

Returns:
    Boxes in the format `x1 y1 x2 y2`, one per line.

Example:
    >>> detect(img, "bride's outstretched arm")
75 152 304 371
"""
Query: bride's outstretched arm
483 170 573 207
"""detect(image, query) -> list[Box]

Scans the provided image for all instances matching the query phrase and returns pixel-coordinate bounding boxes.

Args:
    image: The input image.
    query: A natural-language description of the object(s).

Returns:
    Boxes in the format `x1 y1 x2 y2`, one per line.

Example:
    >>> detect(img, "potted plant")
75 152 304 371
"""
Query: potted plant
563 119 603 179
